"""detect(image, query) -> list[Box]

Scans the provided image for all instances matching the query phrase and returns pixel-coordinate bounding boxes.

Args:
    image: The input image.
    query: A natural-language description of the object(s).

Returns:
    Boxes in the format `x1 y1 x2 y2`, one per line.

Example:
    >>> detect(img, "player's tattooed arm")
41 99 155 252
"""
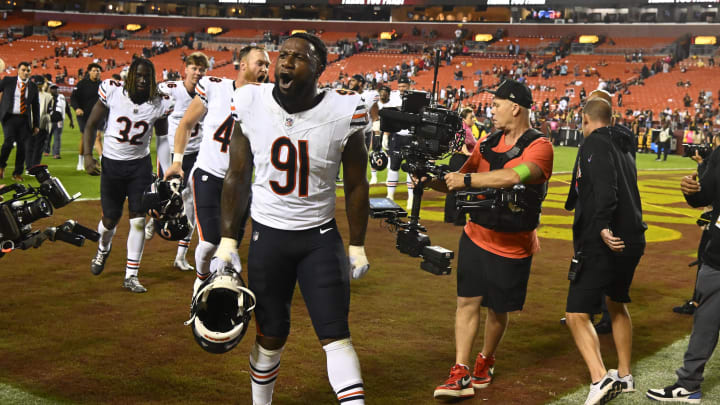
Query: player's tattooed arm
220 121 254 241
342 129 370 246
82 100 108 175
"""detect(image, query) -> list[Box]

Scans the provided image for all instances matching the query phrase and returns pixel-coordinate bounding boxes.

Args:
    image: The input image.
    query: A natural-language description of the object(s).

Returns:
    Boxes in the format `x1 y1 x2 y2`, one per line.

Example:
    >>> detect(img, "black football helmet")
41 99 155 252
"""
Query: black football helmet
141 176 185 220
369 150 389 171
154 215 192 241
185 267 256 354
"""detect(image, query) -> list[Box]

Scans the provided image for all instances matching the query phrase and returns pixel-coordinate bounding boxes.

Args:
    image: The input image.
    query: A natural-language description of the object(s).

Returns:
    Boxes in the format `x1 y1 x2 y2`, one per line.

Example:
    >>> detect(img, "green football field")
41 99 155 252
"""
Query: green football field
0 120 712 405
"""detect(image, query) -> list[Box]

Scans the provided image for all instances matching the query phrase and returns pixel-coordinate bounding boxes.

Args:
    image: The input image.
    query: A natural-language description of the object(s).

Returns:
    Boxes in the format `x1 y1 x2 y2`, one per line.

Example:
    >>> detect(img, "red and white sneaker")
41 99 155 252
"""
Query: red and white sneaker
434 364 474 400
472 353 495 389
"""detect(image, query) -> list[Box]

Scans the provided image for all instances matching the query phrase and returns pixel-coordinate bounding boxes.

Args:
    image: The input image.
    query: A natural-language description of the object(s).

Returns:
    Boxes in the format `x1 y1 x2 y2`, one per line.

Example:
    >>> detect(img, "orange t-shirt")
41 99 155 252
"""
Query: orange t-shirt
459 133 554 259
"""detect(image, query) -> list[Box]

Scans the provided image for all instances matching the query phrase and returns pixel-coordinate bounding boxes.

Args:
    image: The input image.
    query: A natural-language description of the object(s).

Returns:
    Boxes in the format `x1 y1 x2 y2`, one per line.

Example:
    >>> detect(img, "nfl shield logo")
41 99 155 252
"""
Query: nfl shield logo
285 117 294 127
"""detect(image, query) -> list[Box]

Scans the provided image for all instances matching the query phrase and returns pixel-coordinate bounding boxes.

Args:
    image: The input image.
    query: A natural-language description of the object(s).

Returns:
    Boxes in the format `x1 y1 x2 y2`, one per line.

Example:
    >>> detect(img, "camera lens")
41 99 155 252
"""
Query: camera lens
18 197 53 224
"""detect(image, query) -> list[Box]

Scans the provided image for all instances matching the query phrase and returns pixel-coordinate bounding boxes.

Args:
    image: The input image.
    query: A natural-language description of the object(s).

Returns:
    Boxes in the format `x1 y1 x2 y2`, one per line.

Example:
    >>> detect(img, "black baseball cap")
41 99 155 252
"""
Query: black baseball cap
398 76 410 84
351 74 365 84
487 79 533 109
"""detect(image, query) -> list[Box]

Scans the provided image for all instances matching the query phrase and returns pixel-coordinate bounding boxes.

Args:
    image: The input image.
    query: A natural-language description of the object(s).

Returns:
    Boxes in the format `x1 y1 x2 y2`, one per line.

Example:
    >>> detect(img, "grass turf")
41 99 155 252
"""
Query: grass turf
0 120 708 404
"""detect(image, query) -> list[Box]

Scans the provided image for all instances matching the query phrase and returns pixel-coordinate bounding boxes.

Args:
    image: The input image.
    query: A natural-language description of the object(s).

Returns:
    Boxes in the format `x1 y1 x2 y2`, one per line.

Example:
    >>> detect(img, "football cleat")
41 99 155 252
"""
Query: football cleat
123 276 147 293
91 246 111 276
185 266 256 354
174 257 195 272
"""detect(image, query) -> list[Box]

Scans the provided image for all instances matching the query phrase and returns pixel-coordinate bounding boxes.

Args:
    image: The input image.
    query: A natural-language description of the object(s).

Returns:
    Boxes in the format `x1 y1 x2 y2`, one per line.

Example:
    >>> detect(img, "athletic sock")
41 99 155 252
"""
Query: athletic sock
406 174 414 210
78 154 84 167
97 220 116 252
249 342 284 405
177 188 195 261
125 217 146 279
176 237 191 261
386 169 399 200
195 240 217 277
323 338 364 404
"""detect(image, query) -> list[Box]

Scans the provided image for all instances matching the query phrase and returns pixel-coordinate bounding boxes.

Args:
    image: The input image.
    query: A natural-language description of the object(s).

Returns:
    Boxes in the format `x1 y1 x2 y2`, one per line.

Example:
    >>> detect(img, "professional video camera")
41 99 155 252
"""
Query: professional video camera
370 50 463 275
683 143 713 160
0 165 99 258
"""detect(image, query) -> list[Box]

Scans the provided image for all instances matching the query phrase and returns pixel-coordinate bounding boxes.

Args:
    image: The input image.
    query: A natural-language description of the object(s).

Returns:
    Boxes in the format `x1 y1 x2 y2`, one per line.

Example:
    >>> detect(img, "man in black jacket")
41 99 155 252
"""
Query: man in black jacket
0 61 40 181
70 63 102 170
564 97 646 405
646 146 720 403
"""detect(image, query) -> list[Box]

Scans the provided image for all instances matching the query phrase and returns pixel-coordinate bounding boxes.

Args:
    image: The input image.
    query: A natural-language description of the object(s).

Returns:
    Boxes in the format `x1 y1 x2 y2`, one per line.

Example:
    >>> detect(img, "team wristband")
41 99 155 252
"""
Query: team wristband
512 164 531 183
172 153 184 163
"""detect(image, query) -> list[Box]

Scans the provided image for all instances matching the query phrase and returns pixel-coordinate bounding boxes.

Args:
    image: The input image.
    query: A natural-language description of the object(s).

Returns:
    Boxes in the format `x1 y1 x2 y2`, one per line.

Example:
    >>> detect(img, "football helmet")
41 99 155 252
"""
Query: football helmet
141 176 185 220
369 150 389 171
185 266 256 354
154 215 192 241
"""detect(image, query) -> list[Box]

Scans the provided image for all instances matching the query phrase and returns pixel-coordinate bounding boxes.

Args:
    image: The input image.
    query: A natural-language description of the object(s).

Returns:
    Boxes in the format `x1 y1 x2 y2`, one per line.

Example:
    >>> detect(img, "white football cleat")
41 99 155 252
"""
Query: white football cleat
174 257 195 272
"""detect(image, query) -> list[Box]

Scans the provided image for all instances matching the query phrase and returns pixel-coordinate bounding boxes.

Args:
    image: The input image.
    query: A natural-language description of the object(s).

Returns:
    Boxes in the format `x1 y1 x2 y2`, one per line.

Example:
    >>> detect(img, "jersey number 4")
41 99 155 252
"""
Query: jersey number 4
213 115 233 152
116 116 149 145
270 137 309 197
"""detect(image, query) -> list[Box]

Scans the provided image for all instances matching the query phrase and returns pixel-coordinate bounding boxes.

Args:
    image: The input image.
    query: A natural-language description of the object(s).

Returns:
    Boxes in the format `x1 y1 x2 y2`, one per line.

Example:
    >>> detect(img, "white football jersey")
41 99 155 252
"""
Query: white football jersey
98 78 174 161
158 80 203 154
194 76 236 178
231 83 368 231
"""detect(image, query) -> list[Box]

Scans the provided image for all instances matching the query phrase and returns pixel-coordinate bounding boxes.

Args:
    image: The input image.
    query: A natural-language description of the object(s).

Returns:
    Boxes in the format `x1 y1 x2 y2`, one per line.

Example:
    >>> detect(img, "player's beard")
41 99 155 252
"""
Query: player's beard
130 88 150 105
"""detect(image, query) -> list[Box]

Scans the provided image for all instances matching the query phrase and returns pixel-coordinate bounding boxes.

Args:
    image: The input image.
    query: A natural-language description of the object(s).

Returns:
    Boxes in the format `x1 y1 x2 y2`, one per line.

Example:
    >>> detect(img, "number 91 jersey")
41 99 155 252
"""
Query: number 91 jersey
98 78 174 160
231 83 368 231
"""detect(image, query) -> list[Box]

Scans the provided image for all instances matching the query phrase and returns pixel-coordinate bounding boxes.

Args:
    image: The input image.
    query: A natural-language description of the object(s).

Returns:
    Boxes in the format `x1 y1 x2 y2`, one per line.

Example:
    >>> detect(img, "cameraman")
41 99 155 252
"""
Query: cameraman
646 136 720 403
564 97 646 405
424 79 554 400
674 134 720 315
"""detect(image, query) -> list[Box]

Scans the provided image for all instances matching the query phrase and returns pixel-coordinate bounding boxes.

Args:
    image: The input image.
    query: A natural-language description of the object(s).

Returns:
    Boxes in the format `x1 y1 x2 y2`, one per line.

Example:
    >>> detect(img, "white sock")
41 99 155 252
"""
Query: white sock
250 342 284 405
406 174 414 209
97 220 116 252
78 154 84 166
195 240 217 277
125 217 146 279
177 188 195 260
324 338 364 404
370 169 377 179
386 169 399 200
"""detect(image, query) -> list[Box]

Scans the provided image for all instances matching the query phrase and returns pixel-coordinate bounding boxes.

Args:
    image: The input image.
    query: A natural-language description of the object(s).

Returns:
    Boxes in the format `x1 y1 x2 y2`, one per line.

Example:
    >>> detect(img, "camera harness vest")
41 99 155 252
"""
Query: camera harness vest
470 128 548 232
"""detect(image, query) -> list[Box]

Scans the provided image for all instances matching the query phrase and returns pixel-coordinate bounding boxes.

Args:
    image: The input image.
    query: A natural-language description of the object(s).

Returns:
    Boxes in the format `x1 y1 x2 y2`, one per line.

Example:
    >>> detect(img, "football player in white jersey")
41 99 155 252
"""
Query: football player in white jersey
346 74 380 184
163 46 270 283
214 33 370 405
146 52 209 272
83 58 174 293
385 77 415 210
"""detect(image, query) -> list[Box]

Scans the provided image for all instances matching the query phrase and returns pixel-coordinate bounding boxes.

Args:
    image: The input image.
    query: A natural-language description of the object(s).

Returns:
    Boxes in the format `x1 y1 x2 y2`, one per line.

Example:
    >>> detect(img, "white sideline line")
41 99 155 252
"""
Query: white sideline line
0 382 67 405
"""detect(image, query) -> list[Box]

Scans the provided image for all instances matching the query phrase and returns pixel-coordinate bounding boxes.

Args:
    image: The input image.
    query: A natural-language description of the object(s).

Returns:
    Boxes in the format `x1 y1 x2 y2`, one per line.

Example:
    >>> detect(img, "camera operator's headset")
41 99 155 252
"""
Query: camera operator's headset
469 129 548 232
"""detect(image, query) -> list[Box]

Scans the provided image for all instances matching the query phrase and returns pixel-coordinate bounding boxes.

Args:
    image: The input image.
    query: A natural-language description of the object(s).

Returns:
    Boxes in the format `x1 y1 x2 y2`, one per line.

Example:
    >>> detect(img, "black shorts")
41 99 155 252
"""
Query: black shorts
191 167 249 244
158 152 198 188
456 231 532 313
77 115 107 135
247 219 351 341
388 134 411 171
566 253 641 314
100 155 153 221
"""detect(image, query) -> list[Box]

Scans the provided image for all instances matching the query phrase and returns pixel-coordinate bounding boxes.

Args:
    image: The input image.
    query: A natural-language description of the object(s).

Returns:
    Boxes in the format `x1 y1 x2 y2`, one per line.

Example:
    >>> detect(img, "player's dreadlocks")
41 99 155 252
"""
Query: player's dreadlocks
124 57 160 104
289 32 327 74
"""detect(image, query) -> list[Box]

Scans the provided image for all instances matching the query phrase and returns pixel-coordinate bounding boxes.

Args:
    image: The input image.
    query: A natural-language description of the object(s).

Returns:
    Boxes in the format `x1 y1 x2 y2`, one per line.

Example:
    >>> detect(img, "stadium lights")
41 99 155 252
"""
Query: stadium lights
46 20 64 28
474 34 494 42
694 36 717 45
125 24 142 32
578 35 600 44
291 29 307 35
207 27 224 35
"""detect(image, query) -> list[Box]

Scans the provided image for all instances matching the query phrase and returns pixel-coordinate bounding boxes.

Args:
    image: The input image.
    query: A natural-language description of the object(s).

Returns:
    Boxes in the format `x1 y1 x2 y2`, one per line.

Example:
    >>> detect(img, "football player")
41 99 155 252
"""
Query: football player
145 52 210 272
163 46 270 283
346 74 380 184
384 77 414 210
216 33 370 405
83 58 174 293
